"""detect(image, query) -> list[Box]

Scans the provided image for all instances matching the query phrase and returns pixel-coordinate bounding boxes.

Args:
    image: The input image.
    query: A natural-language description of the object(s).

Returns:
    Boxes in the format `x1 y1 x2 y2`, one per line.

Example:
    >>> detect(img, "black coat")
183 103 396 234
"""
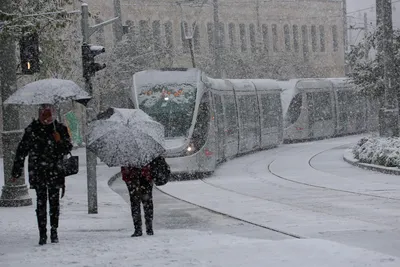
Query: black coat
12 119 73 189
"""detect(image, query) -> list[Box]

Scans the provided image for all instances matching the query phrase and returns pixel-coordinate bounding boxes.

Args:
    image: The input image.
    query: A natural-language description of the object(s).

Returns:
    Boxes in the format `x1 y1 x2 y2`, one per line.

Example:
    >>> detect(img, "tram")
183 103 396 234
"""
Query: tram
131 68 282 175
131 68 378 176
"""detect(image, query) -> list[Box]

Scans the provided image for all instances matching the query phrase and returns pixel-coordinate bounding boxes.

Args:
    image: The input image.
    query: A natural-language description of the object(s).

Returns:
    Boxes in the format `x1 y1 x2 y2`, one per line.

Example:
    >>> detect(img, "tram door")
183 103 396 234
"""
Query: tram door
306 91 335 138
236 91 261 153
223 94 239 158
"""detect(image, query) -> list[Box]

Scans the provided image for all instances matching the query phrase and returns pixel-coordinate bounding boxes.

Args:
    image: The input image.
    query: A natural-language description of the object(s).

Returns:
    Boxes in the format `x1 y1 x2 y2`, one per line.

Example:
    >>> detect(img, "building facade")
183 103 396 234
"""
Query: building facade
95 0 346 78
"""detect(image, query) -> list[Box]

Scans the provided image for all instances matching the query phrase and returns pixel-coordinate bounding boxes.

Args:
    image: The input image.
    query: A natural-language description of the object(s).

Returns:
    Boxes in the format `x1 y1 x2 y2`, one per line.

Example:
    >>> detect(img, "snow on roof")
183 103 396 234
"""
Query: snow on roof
296 78 333 90
203 77 280 92
327 77 353 89
203 76 232 91
133 68 201 90
226 79 256 92
249 79 281 92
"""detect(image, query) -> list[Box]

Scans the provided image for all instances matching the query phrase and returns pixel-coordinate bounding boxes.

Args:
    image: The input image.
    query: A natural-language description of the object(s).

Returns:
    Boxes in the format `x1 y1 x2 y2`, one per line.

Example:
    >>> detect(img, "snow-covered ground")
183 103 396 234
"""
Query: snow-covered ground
160 135 400 258
1 145 400 266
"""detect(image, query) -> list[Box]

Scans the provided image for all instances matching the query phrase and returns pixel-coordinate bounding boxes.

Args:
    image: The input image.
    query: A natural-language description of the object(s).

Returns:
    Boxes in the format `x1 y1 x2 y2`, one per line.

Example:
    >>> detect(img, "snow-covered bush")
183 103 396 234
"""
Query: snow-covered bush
352 137 400 167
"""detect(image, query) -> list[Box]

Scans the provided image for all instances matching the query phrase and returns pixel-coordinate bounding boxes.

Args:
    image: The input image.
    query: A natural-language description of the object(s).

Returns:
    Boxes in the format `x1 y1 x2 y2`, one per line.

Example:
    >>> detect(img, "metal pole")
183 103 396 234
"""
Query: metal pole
0 0 32 207
364 12 369 61
81 3 98 214
113 0 123 43
213 0 222 78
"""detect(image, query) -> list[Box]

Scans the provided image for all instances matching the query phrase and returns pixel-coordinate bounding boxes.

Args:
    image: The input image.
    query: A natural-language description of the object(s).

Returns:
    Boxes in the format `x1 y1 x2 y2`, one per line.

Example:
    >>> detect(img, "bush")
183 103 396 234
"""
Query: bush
352 137 400 167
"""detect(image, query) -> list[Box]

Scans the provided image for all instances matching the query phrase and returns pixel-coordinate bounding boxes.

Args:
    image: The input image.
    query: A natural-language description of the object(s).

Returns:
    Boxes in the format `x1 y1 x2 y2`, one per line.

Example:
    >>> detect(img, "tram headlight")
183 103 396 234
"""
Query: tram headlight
186 144 195 155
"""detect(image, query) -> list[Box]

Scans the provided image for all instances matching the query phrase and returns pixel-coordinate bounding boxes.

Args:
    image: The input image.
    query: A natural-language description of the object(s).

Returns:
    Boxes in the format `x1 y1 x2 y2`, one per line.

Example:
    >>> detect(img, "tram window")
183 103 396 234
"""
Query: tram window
192 94 210 152
261 94 281 127
286 93 302 125
214 94 224 128
313 92 332 121
223 95 238 135
238 95 258 128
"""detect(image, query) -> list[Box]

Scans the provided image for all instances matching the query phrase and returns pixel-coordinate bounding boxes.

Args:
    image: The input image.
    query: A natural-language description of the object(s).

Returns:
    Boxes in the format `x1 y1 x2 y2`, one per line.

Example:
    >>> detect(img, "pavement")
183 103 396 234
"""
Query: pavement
1 140 400 266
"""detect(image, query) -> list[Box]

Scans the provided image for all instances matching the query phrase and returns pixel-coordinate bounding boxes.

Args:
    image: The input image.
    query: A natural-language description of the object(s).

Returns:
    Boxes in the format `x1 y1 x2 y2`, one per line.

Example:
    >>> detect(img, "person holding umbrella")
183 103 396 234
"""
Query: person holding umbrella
11 104 73 245
87 108 170 237
121 162 154 236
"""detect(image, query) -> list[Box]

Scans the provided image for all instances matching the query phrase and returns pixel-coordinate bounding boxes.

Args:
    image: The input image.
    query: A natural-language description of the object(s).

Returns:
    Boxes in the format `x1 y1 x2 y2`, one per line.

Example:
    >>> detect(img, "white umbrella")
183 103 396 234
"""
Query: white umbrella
87 108 166 168
4 78 91 105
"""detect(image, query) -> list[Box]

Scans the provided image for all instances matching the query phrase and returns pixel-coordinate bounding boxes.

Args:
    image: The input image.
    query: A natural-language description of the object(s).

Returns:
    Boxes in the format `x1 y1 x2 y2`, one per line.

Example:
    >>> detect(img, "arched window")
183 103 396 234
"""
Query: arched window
284 24 291 51
164 21 174 53
262 24 269 53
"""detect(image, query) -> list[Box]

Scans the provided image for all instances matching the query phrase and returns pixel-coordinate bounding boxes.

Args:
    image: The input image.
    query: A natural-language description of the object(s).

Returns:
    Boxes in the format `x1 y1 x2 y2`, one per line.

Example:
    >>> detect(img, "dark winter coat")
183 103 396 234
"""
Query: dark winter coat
121 156 170 186
11 119 73 189
121 165 152 183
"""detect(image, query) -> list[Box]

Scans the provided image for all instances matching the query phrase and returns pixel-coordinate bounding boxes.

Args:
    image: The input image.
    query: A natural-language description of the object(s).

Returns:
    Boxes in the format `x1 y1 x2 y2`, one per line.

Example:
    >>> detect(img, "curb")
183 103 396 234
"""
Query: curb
343 149 400 175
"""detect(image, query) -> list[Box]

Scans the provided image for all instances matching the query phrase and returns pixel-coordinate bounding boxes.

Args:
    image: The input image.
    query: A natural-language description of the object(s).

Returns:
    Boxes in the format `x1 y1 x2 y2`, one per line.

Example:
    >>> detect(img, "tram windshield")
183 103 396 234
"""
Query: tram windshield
137 83 197 138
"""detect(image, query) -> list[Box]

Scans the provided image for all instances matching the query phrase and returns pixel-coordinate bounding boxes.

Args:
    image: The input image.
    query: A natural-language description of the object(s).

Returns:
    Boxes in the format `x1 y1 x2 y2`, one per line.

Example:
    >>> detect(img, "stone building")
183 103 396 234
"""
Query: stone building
80 0 346 79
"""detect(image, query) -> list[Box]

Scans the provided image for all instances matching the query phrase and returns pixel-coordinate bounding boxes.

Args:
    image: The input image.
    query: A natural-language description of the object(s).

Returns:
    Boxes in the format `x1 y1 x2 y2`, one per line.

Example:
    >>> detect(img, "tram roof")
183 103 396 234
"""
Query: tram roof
327 78 354 89
204 77 281 92
133 68 201 89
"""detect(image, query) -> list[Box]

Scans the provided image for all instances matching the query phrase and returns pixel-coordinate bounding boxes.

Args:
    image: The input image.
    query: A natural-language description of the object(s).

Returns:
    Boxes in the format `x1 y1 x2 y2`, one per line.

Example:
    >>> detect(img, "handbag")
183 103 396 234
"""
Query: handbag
150 157 171 186
58 153 79 177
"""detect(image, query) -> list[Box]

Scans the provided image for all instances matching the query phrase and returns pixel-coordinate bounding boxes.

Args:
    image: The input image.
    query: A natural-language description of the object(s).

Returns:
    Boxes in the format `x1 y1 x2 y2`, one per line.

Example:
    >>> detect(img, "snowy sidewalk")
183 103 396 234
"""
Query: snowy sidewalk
0 148 399 266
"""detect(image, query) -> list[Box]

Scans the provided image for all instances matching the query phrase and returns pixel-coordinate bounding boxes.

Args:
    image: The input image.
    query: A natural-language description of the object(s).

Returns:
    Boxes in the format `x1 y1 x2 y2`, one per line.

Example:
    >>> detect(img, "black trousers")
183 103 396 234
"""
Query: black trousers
35 185 60 232
126 178 153 231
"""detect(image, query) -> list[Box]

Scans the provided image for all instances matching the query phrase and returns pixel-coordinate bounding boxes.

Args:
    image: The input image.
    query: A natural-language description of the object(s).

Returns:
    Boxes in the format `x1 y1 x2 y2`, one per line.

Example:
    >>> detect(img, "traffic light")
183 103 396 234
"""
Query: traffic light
82 43 106 79
19 32 40 75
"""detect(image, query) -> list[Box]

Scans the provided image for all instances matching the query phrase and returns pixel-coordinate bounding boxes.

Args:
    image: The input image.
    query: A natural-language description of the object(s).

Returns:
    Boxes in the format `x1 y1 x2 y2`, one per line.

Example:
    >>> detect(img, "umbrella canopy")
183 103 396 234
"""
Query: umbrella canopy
87 108 166 168
4 78 92 106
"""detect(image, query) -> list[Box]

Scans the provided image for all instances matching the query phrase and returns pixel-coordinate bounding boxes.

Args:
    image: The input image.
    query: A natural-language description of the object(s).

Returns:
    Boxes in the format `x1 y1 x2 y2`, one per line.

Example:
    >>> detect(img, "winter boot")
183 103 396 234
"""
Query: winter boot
146 220 153 235
51 228 59 243
131 224 143 237
36 209 47 245
39 229 47 245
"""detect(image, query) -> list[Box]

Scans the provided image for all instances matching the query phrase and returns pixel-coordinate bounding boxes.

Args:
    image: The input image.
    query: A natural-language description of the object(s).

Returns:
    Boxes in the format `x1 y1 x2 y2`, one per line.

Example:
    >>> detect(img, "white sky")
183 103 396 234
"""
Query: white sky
346 0 400 45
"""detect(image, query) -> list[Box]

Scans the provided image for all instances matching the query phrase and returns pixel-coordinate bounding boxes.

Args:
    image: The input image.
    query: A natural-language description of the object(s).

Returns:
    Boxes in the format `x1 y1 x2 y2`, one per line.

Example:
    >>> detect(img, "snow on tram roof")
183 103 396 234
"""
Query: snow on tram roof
295 78 333 89
327 77 353 88
133 68 201 89
204 77 281 92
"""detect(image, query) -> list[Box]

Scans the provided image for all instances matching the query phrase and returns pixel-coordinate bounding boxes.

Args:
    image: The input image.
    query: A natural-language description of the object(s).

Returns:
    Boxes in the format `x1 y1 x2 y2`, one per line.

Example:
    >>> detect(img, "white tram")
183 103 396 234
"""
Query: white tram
281 78 379 142
131 68 282 176
131 68 378 176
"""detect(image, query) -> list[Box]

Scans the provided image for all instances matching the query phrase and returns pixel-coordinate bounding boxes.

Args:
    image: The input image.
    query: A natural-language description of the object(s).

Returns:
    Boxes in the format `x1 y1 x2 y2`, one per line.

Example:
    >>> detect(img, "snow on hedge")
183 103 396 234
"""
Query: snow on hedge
353 137 400 167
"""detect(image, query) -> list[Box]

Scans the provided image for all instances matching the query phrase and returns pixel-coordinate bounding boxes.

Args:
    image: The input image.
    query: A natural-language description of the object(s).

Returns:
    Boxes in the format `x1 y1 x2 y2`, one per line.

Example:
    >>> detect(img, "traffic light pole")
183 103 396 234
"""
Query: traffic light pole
81 3 119 214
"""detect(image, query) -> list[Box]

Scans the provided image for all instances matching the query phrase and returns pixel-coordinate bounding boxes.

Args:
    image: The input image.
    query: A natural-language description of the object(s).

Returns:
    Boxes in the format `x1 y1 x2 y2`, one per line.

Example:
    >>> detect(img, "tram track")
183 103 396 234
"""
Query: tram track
159 138 400 241
267 144 400 202
190 141 400 235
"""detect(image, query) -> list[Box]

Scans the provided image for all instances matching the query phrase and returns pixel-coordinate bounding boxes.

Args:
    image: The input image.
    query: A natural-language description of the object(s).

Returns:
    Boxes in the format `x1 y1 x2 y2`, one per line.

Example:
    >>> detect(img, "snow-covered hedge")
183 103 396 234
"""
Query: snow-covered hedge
353 137 400 167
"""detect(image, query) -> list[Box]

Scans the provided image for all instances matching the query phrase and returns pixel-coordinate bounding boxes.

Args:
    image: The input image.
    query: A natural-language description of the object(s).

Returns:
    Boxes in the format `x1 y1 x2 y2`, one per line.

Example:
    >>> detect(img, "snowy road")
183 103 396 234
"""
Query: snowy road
159 135 400 257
